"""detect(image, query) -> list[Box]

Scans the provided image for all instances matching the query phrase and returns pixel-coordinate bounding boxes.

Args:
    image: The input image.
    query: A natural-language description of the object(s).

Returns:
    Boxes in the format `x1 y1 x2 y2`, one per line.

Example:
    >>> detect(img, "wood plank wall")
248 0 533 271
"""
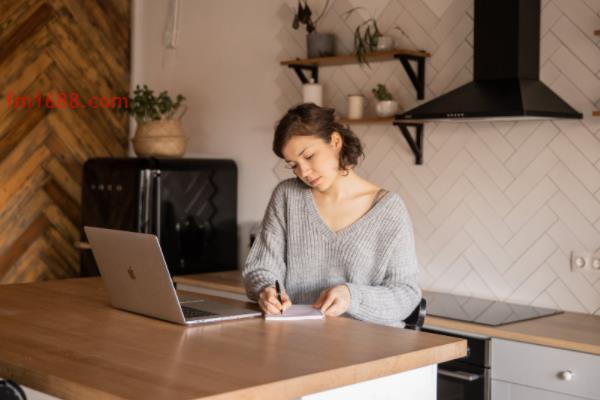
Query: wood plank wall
0 1 130 283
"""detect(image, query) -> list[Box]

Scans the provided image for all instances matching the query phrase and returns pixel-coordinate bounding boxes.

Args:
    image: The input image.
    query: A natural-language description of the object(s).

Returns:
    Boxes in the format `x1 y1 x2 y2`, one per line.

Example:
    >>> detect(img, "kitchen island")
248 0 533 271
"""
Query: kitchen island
0 277 466 399
175 271 600 400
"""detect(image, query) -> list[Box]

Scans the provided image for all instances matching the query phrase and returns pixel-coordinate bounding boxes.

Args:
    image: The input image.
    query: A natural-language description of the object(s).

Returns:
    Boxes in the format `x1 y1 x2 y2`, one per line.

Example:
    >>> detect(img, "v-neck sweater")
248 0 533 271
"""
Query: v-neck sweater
242 178 421 327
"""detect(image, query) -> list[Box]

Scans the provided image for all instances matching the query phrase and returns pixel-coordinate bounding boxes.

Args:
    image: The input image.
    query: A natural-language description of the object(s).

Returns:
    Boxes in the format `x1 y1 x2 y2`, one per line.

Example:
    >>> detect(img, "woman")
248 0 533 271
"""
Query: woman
242 103 421 327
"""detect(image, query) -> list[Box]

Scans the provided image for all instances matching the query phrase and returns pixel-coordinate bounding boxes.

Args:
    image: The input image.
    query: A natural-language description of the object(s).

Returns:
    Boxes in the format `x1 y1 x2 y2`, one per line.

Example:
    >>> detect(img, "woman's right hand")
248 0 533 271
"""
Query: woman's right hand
258 286 292 315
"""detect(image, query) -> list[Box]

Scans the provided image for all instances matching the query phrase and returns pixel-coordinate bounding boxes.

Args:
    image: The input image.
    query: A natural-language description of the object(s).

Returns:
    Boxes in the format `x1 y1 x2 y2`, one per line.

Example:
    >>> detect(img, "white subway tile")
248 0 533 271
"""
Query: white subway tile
505 149 559 204
548 192 600 250
505 177 558 232
426 231 472 279
430 14 472 71
428 124 470 175
428 176 473 226
392 161 436 213
551 15 600 74
553 0 600 45
431 0 472 44
430 257 472 292
506 121 559 177
507 264 556 304
427 203 473 252
467 121 514 162
549 133 600 193
550 44 600 102
553 119 600 164
464 244 513 299
548 162 600 223
464 192 512 245
399 0 440 32
465 134 513 189
428 149 473 201
465 163 512 216
505 121 542 149
465 219 513 274
505 207 557 260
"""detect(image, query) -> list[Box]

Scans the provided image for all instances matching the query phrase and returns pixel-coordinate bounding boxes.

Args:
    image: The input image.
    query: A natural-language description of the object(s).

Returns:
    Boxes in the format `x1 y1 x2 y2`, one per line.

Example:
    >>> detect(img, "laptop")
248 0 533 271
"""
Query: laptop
84 226 262 325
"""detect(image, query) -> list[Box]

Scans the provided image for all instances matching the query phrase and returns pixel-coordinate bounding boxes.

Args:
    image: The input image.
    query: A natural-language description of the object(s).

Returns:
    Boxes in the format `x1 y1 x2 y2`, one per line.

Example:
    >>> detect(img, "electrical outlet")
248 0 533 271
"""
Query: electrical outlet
570 251 591 272
591 251 600 271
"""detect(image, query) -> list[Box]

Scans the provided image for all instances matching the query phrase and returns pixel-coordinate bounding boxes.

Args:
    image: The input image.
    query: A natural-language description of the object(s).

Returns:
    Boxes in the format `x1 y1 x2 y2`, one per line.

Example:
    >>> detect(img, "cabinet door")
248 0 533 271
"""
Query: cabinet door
491 339 600 400
492 379 591 400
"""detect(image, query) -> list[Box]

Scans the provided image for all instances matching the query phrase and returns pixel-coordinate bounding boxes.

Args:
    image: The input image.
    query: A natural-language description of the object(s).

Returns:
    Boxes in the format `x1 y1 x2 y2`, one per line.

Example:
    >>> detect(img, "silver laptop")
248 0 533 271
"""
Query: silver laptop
84 226 261 325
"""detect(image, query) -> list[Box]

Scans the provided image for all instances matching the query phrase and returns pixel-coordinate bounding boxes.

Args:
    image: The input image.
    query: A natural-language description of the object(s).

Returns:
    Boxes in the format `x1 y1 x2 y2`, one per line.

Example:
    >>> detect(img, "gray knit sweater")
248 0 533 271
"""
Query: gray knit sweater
242 178 421 327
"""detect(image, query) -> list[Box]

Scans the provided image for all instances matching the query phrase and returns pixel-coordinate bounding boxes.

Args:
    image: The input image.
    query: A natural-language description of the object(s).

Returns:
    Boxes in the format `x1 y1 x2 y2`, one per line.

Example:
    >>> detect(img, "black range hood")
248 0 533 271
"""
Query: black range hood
396 0 582 122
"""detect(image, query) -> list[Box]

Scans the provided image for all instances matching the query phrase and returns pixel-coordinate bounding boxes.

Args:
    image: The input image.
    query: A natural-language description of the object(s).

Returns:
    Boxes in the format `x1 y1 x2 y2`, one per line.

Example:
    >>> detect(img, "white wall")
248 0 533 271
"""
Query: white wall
133 0 600 315
132 0 286 261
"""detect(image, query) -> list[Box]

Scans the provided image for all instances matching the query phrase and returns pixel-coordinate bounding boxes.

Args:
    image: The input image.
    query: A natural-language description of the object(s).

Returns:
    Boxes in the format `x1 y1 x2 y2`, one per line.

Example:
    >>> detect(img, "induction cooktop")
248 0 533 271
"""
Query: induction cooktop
424 290 562 326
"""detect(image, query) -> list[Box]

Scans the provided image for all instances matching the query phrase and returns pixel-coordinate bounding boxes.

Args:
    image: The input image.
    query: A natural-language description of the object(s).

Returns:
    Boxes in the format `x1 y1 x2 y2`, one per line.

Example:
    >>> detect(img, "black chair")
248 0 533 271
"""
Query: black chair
404 298 426 330
0 380 26 400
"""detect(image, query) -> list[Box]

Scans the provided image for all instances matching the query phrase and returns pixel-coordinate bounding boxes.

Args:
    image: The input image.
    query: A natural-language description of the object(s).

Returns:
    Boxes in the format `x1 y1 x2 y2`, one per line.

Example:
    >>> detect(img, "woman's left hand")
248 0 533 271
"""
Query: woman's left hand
313 285 351 316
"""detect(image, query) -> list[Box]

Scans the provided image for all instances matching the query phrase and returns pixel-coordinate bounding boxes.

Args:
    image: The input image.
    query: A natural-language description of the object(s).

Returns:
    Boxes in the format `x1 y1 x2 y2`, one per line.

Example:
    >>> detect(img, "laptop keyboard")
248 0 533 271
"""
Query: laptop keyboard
182 306 218 319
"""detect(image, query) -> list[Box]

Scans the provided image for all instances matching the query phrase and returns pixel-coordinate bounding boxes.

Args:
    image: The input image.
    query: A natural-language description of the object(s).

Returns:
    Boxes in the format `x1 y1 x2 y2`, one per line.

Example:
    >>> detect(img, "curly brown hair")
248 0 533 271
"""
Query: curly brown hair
273 103 364 173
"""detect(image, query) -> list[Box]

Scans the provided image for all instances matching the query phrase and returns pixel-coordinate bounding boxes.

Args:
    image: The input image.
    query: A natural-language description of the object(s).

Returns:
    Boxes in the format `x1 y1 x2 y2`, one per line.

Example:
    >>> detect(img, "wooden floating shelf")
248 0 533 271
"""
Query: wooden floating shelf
279 49 430 164
593 110 600 116
280 49 431 67
338 116 394 124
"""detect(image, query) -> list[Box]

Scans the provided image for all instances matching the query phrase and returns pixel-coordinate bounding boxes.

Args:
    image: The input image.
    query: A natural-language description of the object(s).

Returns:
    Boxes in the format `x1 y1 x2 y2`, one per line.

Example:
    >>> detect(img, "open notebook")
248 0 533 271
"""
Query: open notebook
264 305 324 321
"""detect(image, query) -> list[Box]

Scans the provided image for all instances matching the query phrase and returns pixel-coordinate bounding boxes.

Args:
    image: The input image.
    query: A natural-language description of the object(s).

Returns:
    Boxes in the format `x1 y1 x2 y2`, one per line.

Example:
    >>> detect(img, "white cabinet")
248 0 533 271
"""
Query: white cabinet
302 365 437 400
492 379 591 400
491 338 600 400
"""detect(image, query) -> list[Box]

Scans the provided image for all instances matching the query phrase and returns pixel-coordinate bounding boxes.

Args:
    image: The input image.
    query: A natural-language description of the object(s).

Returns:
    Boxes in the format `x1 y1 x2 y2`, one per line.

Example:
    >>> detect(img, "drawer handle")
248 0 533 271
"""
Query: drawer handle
557 370 573 381
438 368 483 382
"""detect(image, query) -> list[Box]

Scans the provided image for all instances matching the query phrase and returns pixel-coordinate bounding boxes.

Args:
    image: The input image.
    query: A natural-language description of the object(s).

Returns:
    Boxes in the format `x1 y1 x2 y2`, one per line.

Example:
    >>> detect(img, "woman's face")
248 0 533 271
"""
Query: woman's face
281 133 342 190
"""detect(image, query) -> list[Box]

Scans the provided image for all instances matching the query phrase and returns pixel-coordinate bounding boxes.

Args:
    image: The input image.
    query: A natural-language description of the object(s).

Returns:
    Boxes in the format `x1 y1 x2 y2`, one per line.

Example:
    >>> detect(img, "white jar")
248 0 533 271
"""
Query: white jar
375 36 394 51
347 94 364 119
302 78 323 106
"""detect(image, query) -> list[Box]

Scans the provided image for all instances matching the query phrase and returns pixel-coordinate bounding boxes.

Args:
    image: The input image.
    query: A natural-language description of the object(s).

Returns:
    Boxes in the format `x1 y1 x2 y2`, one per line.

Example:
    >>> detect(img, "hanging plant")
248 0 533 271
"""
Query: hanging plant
343 8 384 66
292 0 330 33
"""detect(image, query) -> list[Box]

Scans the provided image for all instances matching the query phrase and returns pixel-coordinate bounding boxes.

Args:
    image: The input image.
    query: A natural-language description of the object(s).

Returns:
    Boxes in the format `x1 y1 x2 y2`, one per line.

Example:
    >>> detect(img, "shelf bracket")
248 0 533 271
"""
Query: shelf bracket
394 54 426 100
393 122 424 165
287 64 319 84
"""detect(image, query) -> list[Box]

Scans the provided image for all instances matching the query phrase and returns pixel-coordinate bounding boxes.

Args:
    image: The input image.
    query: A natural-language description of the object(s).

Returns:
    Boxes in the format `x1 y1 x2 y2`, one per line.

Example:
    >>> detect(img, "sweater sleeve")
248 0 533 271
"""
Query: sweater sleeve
344 206 421 327
241 183 287 301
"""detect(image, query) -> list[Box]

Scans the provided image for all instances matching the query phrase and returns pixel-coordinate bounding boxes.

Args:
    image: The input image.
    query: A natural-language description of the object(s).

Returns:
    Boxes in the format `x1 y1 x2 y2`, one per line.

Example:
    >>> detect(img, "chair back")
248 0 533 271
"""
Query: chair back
404 298 426 330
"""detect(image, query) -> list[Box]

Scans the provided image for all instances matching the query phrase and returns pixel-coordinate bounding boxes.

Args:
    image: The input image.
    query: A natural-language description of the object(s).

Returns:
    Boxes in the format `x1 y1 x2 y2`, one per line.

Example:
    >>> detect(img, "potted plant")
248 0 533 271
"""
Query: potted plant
292 0 334 58
343 8 395 66
372 83 398 117
125 84 187 158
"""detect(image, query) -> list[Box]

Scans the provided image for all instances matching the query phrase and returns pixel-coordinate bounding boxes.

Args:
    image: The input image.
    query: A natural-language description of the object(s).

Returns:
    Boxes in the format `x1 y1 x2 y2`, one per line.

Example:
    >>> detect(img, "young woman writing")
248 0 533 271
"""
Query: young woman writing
242 103 421 327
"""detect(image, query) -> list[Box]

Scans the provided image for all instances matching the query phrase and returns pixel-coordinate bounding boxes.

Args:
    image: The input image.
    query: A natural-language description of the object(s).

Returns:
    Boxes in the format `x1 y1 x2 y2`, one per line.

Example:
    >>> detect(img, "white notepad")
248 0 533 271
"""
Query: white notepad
264 305 324 321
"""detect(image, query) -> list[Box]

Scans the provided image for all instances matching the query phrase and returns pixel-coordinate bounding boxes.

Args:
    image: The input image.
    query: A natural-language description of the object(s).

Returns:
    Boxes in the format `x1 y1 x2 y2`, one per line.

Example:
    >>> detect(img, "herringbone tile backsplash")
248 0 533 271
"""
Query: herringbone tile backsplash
275 0 600 315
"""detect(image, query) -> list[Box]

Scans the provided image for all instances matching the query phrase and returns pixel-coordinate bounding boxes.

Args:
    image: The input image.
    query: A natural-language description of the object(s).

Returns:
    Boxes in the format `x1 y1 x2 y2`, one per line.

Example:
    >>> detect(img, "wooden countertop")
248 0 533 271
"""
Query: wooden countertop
175 271 600 356
0 277 466 400
425 314 600 355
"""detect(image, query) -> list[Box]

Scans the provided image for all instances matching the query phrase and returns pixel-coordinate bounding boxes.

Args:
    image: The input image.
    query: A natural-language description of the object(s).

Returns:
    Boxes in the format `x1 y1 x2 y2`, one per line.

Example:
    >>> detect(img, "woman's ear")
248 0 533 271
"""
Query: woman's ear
331 131 343 153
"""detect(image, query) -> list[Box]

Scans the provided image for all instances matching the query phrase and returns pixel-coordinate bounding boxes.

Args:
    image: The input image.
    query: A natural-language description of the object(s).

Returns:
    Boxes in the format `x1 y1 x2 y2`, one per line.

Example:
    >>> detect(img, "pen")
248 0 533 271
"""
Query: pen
275 280 283 315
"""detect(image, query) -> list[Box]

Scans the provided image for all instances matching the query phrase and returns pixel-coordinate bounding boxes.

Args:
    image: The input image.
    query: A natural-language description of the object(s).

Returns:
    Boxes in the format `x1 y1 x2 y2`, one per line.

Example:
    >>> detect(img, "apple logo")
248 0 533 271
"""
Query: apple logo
127 266 136 280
